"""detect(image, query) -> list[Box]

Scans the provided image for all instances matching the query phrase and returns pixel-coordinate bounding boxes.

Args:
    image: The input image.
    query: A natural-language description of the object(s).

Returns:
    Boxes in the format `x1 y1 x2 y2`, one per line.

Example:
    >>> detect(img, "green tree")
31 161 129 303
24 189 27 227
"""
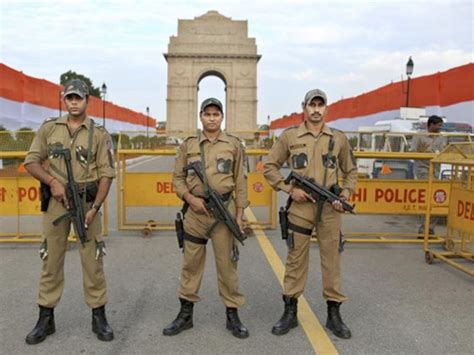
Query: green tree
131 135 147 149
118 134 131 149
150 136 164 149
60 70 101 98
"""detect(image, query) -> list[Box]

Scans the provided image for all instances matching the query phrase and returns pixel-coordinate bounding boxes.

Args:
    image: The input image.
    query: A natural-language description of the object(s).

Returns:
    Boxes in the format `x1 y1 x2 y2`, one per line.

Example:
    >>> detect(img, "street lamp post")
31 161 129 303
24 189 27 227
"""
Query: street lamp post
100 82 107 127
405 56 414 107
146 106 150 148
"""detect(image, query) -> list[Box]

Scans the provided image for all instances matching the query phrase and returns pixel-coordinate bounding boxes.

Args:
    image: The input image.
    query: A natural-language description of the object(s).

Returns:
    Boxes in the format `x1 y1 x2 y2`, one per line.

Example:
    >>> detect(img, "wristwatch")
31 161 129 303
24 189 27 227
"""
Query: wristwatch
92 203 101 212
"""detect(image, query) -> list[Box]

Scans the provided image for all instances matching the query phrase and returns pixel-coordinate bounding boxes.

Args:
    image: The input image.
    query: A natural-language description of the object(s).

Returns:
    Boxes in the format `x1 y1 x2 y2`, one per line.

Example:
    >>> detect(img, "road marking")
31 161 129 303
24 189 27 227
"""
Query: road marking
246 209 338 355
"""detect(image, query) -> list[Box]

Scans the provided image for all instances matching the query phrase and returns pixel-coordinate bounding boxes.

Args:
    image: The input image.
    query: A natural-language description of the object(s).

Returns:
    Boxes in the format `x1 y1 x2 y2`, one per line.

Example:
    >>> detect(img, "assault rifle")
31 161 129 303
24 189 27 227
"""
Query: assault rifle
51 148 88 244
284 171 355 214
183 161 246 245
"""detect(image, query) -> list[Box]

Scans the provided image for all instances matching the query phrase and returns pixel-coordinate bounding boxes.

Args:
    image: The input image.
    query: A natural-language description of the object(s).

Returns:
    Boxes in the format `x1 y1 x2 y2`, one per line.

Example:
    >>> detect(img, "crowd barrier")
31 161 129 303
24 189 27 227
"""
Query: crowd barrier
424 143 474 276
0 131 108 242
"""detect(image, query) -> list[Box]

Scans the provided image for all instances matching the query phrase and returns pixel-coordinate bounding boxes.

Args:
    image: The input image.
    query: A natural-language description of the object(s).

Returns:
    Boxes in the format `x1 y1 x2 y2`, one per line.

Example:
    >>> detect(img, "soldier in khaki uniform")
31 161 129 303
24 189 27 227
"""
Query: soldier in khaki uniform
163 98 250 339
264 89 357 339
410 115 447 234
24 79 115 344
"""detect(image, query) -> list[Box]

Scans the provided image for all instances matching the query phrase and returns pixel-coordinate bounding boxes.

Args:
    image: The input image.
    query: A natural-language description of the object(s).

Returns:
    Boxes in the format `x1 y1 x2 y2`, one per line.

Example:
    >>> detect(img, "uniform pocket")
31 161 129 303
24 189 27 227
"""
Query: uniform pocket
289 145 308 170
216 152 234 174
322 153 337 169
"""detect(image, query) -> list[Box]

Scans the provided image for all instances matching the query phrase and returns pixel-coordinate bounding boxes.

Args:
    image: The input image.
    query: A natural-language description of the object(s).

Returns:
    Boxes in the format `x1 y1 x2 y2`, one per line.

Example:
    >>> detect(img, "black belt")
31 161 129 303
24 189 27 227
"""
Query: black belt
288 222 313 236
184 232 208 245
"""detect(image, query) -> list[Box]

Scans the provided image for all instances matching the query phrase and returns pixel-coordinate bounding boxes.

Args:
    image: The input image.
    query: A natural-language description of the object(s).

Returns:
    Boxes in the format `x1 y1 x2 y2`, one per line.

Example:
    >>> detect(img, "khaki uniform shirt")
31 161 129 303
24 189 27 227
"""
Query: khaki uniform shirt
24 115 116 183
264 122 357 195
173 131 248 209
410 133 447 178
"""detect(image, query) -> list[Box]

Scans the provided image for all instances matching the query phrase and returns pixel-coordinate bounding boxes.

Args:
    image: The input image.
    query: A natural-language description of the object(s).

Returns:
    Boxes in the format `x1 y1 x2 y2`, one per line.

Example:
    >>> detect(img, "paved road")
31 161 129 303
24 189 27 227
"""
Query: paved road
0 155 472 354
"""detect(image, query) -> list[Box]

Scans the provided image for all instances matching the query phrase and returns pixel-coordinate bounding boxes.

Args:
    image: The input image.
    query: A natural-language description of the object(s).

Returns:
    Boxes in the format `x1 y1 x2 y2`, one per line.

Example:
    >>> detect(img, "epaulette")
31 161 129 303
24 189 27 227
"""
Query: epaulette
94 123 105 130
183 135 198 142
329 127 348 138
329 127 346 136
226 133 246 148
281 125 298 135
226 132 243 142
42 117 58 125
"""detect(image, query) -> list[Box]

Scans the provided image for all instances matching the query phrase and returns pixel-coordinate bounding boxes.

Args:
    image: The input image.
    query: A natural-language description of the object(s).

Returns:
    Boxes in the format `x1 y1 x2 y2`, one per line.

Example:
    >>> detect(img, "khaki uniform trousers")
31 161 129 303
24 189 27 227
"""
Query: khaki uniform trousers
180 200 245 308
284 202 347 303
38 198 107 309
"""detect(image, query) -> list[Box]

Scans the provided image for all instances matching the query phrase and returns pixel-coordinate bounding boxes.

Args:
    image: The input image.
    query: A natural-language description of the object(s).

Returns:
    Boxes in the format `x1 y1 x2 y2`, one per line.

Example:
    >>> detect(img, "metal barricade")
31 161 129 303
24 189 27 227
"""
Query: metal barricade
333 151 451 244
0 150 42 242
424 143 474 276
116 131 276 236
245 148 276 230
0 131 108 242
326 130 472 245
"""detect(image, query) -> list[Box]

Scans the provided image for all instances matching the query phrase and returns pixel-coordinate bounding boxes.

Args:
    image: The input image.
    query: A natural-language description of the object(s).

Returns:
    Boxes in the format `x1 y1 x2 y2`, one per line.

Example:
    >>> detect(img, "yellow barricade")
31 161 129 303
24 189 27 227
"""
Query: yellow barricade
116 141 276 236
350 179 450 215
0 150 109 243
424 143 474 276
328 151 451 244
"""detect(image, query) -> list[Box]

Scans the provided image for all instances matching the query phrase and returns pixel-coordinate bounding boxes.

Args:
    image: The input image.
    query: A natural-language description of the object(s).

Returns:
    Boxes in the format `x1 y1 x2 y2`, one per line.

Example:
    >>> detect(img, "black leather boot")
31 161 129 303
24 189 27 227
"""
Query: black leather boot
92 306 114 341
271 295 298 335
326 300 352 339
163 298 194 336
25 305 55 345
226 308 249 339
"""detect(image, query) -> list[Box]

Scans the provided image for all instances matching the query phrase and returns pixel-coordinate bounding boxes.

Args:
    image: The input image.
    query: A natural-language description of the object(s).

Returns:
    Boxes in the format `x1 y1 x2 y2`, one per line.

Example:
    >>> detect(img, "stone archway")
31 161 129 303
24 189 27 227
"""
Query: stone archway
164 11 261 136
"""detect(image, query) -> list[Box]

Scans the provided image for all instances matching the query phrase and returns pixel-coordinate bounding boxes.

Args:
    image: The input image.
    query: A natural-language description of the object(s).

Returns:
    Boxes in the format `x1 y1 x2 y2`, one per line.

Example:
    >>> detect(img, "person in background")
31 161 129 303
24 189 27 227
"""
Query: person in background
410 115 447 235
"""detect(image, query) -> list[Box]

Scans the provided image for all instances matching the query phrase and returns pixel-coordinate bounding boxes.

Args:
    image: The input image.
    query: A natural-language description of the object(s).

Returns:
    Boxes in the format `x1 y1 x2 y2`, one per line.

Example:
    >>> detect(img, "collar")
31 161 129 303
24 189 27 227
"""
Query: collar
56 114 92 130
199 130 230 144
297 121 333 138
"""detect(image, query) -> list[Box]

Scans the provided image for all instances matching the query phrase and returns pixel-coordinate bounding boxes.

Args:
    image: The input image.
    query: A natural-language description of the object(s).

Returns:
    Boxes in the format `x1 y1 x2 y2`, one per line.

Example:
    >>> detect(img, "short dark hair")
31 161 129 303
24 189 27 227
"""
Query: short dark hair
427 115 443 127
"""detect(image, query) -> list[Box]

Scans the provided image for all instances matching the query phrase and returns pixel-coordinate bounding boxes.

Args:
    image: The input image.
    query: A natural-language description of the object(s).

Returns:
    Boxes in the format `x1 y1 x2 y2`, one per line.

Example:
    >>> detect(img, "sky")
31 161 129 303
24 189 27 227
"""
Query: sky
1 0 473 125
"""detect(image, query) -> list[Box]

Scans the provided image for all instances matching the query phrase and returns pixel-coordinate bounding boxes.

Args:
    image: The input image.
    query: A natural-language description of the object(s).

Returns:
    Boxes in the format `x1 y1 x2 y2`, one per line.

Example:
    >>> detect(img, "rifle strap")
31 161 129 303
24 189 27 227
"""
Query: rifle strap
198 130 211 192
83 119 95 206
85 119 94 178
316 133 335 222
198 130 217 237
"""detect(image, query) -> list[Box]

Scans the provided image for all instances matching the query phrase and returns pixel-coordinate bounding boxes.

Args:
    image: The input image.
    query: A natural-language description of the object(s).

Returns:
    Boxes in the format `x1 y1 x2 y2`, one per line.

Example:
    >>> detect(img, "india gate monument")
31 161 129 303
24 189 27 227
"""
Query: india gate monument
164 11 261 135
